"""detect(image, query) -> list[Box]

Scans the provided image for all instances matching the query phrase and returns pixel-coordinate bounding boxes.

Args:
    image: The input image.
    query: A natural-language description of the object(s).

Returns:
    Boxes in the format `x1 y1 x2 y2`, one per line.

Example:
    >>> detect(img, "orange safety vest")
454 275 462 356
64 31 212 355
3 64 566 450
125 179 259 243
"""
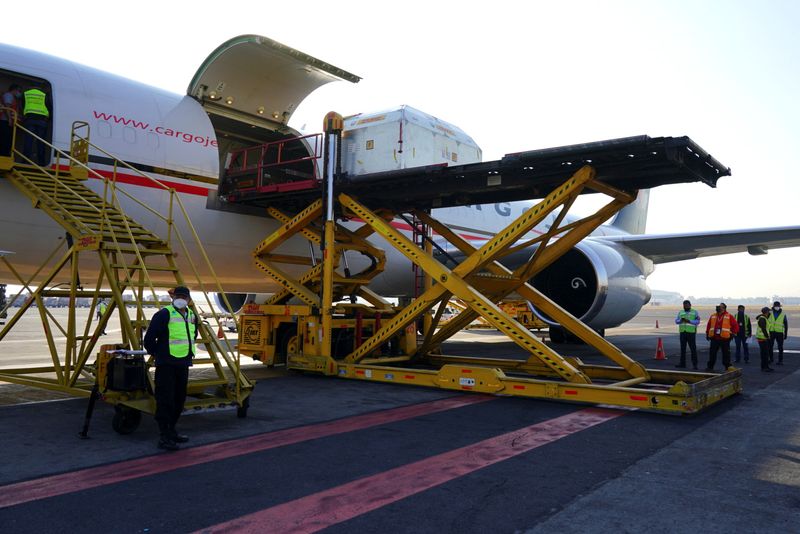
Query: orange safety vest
707 312 734 339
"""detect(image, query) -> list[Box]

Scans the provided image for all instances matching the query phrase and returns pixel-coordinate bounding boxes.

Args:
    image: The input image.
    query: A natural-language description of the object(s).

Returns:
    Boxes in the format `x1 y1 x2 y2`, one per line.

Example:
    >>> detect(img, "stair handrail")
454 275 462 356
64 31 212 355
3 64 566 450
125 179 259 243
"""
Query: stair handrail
3 118 242 368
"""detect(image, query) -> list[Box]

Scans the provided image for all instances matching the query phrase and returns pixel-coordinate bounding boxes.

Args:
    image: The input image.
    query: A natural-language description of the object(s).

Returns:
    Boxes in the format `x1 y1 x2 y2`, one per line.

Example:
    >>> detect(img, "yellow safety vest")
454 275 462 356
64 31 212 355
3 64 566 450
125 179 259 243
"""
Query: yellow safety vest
767 310 786 334
98 302 108 315
166 305 196 358
756 315 770 341
23 89 49 118
677 309 699 333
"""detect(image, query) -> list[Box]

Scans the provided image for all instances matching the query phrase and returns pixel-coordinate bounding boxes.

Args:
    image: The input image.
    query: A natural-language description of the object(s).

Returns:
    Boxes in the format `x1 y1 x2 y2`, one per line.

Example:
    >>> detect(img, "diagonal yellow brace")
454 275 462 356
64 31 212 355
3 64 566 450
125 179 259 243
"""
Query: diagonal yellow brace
253 199 322 257
254 257 321 307
339 180 596 383
418 198 647 379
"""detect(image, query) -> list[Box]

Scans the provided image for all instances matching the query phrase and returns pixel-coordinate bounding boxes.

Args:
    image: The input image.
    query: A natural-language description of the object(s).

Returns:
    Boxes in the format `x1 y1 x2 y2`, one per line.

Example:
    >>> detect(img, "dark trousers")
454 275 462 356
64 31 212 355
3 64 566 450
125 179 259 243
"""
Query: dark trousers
734 336 749 362
154 365 189 436
678 331 698 366
707 338 731 370
0 121 12 156
758 340 771 369
769 333 784 363
22 117 48 166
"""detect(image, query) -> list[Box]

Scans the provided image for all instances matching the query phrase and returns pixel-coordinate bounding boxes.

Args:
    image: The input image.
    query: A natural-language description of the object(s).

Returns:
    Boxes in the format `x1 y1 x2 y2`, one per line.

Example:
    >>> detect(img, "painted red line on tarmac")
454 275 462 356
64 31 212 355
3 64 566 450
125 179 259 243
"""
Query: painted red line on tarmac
196 407 624 534
0 395 493 509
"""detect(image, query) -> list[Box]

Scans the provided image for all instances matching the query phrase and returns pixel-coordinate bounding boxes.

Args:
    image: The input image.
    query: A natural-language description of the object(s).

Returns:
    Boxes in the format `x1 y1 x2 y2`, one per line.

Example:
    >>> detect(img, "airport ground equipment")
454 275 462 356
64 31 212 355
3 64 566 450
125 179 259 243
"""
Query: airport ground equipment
234 115 740 414
0 118 254 433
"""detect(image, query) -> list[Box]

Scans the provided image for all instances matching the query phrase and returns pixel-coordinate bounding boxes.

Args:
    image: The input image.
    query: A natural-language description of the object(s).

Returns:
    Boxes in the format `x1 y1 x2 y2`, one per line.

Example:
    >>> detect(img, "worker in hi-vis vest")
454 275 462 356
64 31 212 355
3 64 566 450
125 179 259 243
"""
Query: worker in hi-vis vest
734 304 752 364
705 302 739 371
756 307 774 372
674 299 701 369
21 85 50 166
144 286 199 451
97 300 108 335
767 300 789 365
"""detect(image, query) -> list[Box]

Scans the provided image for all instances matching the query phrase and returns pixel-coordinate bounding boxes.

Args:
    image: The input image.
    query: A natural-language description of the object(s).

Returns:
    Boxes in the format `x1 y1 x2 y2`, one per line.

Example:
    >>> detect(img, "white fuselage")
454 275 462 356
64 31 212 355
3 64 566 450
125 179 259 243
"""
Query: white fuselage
0 42 649 328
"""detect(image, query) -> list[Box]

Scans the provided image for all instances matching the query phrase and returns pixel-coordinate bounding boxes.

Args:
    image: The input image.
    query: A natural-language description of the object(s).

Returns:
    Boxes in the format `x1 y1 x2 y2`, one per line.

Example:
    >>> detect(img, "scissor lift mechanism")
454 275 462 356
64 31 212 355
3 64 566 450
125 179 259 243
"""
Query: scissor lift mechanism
237 119 740 414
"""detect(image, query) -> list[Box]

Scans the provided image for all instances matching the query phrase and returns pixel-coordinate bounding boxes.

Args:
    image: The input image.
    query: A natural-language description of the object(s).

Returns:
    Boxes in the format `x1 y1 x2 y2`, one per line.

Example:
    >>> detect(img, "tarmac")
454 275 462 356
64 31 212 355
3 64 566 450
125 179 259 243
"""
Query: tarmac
0 305 798 533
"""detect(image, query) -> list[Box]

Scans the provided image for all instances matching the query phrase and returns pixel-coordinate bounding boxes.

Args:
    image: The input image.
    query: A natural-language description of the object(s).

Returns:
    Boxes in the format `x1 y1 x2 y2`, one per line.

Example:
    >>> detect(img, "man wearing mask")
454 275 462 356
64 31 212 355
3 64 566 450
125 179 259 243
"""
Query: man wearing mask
756 307 774 372
767 301 788 365
674 299 701 369
705 303 739 371
734 305 752 364
144 286 198 451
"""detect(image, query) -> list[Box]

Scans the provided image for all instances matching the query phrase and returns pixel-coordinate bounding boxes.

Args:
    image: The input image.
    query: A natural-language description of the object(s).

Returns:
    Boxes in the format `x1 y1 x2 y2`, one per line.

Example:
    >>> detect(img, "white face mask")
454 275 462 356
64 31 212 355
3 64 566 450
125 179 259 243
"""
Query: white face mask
173 298 188 309
774 307 781 312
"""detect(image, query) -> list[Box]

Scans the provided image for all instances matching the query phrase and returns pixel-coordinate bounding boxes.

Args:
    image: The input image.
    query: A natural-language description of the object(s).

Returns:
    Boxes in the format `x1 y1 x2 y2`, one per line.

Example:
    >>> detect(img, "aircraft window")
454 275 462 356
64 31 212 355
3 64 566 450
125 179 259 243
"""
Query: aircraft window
97 121 112 138
123 126 136 144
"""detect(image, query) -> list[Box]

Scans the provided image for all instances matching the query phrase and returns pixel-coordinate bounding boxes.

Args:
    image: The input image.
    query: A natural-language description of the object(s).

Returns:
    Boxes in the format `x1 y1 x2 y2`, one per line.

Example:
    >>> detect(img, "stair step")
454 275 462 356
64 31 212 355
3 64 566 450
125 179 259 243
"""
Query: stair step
112 264 178 272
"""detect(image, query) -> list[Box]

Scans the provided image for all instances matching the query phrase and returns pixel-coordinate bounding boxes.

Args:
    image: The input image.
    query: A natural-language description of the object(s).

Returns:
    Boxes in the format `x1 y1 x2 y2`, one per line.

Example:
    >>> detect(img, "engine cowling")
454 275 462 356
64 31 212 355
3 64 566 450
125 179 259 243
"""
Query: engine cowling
214 293 271 314
529 240 653 330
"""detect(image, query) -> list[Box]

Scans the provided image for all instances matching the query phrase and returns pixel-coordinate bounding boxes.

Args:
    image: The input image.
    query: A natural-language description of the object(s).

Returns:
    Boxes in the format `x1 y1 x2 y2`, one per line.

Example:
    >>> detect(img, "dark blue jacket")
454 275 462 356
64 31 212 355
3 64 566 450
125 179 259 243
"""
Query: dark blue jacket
143 307 198 367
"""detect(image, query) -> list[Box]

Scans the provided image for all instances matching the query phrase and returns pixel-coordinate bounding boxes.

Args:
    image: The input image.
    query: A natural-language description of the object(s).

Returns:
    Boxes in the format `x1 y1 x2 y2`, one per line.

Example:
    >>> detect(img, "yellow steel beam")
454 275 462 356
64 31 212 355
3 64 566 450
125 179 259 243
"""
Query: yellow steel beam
253 199 322 257
339 188 592 383
254 257 322 307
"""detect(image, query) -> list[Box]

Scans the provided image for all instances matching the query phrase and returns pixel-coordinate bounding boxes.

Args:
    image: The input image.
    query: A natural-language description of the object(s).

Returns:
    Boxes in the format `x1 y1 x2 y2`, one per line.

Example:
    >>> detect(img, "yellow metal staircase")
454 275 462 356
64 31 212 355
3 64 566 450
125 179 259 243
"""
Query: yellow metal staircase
0 119 253 429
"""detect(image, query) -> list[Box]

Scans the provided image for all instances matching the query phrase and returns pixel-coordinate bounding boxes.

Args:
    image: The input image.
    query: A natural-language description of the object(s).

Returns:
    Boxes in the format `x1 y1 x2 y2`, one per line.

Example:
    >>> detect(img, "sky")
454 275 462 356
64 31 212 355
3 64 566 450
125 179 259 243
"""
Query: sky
3 0 800 299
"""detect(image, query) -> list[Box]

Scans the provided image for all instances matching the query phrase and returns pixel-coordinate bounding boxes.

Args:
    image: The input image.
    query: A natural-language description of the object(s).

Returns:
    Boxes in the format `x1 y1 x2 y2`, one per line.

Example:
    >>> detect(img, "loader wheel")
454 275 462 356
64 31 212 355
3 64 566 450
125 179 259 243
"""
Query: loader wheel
236 396 250 418
112 405 142 435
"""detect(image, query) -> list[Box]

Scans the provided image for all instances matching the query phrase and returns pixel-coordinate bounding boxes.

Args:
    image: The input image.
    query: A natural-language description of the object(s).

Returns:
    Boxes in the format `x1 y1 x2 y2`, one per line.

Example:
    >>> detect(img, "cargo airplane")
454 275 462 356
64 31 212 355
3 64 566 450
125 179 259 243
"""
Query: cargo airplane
2 35 799 342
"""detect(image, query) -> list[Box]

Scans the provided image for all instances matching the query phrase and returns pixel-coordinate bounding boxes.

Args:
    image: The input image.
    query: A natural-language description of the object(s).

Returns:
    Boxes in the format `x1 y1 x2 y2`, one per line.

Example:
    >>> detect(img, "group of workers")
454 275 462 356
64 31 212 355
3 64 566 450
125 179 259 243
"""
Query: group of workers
0 82 51 165
675 300 788 372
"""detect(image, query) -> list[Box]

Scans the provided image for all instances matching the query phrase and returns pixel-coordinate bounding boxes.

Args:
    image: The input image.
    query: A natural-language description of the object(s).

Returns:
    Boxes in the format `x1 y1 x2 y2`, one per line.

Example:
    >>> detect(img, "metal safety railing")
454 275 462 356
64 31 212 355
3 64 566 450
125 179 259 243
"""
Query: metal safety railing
0 113 251 401
223 133 322 191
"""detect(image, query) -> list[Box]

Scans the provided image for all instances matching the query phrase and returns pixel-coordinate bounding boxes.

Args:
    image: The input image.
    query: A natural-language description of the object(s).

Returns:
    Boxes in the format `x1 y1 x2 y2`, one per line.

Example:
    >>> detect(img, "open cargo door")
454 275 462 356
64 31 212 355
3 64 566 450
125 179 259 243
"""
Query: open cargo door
188 34 360 128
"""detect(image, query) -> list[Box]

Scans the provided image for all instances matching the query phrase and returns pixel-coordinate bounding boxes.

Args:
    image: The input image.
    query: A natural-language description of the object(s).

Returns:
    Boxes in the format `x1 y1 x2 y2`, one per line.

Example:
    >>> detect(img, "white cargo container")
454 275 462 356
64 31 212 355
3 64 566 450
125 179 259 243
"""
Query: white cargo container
341 105 482 176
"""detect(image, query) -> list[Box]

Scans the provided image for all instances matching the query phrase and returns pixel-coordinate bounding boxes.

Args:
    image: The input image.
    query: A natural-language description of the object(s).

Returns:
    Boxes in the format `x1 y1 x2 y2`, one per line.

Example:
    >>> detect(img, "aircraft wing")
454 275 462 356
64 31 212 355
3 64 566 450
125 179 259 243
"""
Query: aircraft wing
602 226 800 263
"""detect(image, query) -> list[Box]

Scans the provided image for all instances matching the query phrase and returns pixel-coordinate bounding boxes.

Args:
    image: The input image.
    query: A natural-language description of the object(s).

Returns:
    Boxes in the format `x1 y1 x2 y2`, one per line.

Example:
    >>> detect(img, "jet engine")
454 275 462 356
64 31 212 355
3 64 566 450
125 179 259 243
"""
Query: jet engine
523 241 653 340
214 293 271 314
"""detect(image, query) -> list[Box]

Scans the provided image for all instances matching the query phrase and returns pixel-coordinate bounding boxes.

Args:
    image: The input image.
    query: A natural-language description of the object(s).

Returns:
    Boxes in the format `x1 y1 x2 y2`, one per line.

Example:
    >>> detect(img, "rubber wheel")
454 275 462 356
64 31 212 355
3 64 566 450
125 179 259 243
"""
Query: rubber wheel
236 396 250 418
111 405 142 435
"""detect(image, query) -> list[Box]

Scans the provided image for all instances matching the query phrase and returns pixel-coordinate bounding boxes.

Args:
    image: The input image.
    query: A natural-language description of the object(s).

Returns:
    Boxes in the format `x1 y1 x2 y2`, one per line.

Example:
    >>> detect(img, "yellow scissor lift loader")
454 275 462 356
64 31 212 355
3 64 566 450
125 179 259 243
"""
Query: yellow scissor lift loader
0 114 253 434
236 116 740 415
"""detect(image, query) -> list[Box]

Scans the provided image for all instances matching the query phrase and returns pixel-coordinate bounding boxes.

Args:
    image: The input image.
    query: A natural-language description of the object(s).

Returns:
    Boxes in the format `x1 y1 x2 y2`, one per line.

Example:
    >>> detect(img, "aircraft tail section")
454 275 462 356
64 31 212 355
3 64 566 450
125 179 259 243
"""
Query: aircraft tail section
611 189 649 235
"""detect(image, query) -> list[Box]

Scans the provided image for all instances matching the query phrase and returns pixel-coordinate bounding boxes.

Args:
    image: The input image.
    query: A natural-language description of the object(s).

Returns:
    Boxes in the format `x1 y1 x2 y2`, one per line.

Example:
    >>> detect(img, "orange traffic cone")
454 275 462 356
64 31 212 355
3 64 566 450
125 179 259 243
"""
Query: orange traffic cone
217 325 225 339
655 337 666 360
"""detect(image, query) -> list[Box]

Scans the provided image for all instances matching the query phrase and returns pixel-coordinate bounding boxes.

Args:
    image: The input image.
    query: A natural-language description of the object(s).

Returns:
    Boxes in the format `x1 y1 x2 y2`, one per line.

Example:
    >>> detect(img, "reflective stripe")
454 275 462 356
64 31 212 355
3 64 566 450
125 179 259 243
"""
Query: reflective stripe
677 310 698 333
768 311 786 333
756 316 770 340
23 89 49 118
165 305 196 358
707 313 733 339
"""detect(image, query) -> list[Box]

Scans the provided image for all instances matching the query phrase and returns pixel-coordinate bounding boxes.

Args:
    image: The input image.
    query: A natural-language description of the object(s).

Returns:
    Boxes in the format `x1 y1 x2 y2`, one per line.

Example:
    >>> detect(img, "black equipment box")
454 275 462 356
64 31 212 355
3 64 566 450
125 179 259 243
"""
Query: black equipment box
106 352 148 391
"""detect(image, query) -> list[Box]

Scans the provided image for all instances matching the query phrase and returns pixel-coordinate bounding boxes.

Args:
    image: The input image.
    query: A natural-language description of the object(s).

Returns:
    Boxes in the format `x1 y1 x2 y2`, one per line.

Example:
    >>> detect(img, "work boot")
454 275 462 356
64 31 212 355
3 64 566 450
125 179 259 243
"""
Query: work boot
158 436 179 451
169 424 189 443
